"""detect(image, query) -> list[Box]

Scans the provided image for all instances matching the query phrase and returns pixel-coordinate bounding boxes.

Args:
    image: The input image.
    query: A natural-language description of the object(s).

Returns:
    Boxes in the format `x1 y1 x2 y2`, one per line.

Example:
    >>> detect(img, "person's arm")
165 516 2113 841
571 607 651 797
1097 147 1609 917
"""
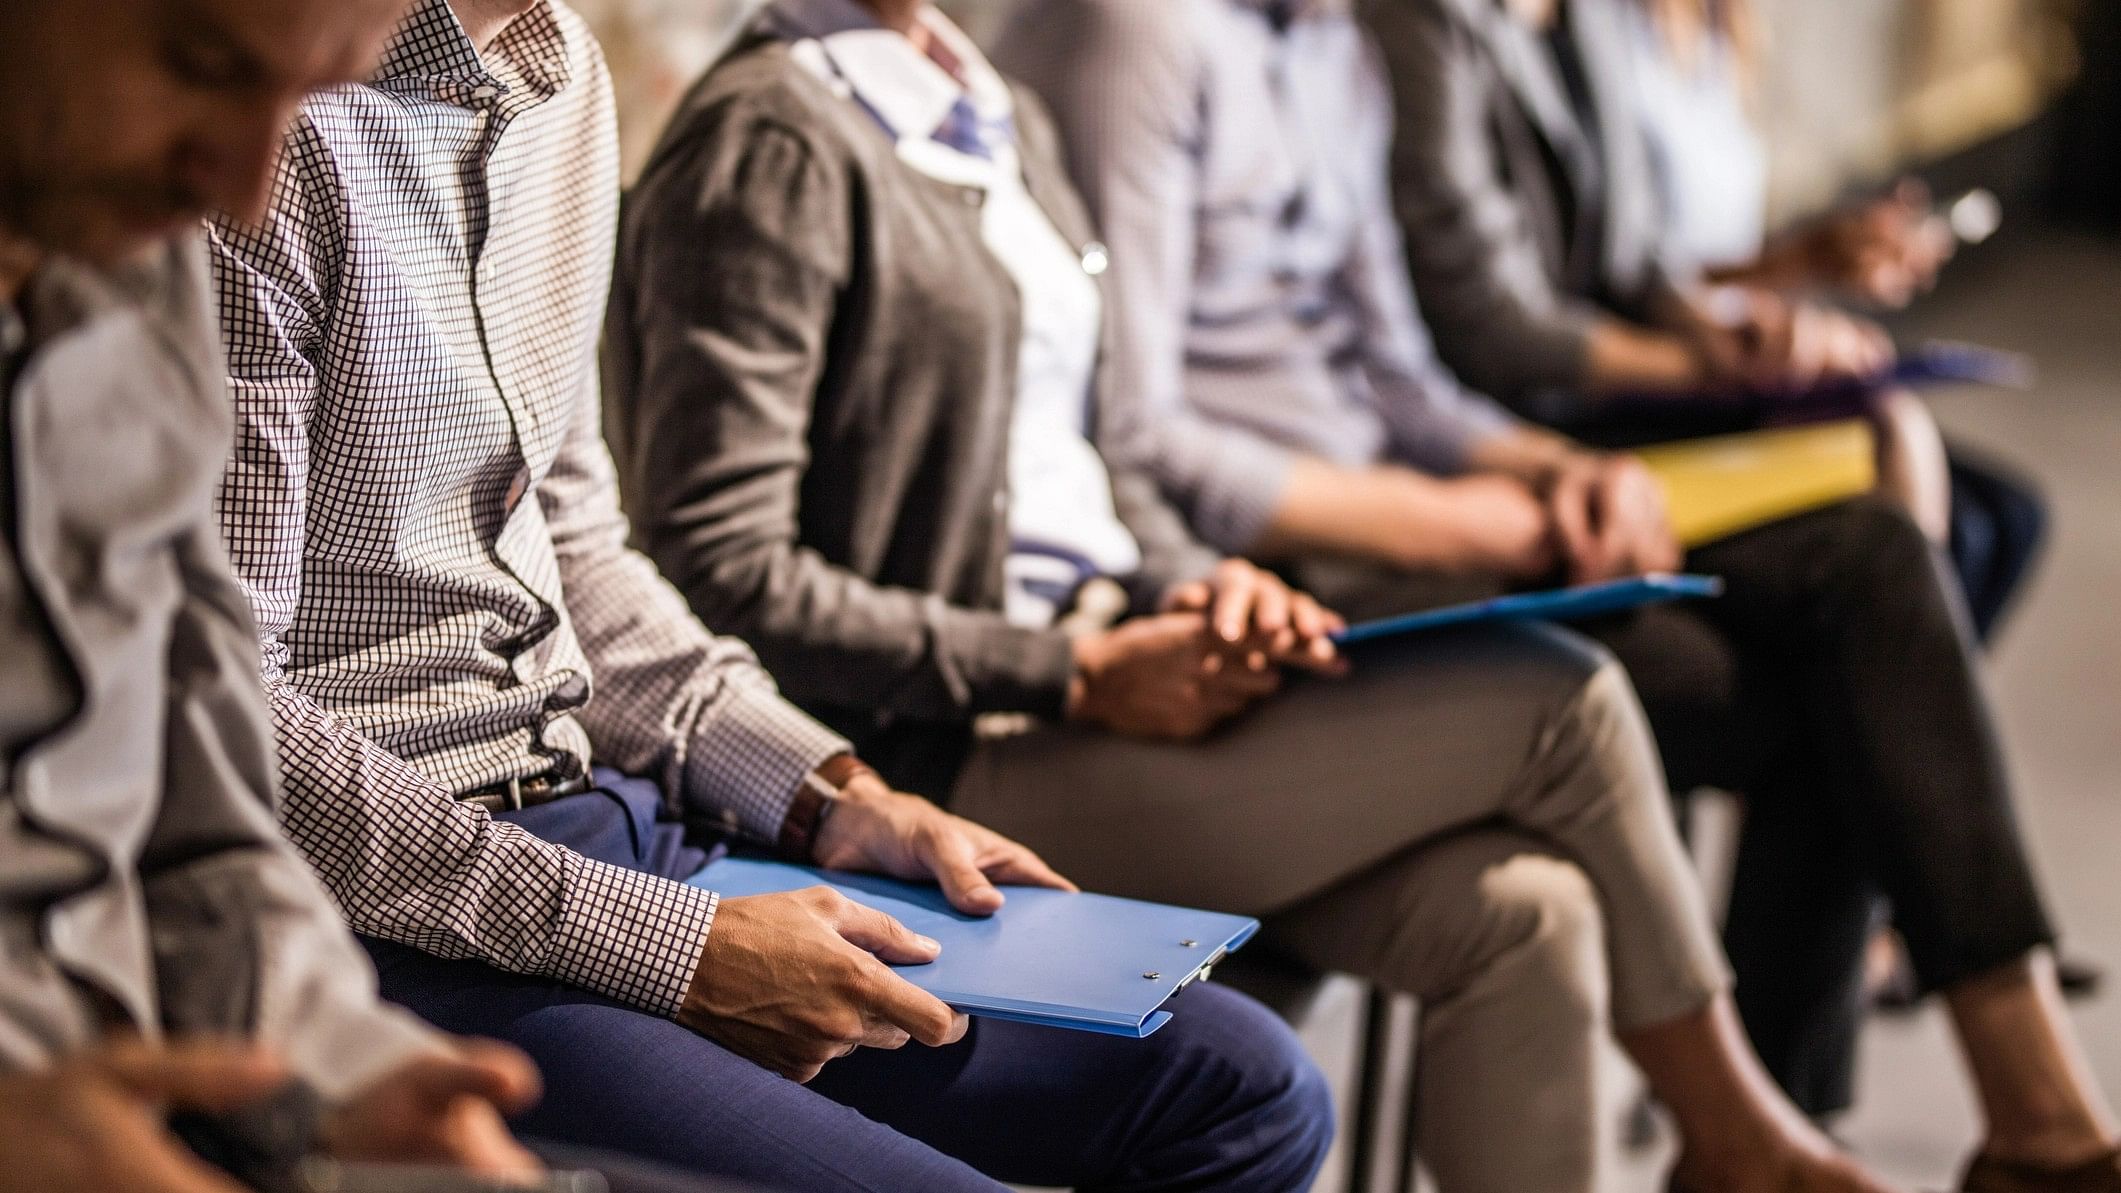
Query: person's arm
997 0 1304 556
1368 0 1660 402
613 107 1076 723
146 505 447 1102
542 360 852 843
206 216 722 1021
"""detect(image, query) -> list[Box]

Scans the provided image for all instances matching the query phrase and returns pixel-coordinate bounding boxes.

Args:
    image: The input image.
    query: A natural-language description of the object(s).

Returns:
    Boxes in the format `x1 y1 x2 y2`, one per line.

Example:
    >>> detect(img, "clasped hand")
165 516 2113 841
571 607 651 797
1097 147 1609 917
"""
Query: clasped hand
1067 559 1347 740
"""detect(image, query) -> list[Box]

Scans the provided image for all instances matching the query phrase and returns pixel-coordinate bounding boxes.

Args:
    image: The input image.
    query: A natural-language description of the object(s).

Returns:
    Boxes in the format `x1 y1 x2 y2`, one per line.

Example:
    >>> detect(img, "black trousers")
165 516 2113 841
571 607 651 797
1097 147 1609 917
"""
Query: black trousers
1586 497 2056 1114
1300 495 2058 1117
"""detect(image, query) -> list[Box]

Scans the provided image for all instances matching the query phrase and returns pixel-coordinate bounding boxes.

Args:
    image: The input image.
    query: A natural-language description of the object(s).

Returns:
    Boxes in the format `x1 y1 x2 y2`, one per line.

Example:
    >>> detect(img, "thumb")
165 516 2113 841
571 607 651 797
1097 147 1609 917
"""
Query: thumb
922 830 1004 916
383 1042 542 1116
93 1038 290 1112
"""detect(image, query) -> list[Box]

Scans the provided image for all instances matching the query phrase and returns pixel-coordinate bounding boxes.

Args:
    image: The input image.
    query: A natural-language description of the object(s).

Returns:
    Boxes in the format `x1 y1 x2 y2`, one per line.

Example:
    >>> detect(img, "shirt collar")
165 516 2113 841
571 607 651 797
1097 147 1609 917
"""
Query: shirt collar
372 0 572 103
767 0 1011 143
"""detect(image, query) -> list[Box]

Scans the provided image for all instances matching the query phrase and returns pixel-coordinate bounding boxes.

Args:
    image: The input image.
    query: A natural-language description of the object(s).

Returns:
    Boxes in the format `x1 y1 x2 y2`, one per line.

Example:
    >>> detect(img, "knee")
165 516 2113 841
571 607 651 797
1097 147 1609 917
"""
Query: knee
1824 494 1939 586
1155 984 1335 1190
1454 852 1611 1027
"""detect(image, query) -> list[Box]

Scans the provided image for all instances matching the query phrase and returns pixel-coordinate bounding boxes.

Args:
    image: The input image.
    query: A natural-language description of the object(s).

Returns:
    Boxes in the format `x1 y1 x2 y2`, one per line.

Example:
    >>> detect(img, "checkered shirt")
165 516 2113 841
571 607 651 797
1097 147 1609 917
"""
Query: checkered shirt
207 0 848 1016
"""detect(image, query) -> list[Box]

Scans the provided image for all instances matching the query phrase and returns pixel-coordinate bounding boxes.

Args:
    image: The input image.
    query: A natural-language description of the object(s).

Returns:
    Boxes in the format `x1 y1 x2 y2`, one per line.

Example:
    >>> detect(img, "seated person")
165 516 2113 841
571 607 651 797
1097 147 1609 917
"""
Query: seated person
604 1 1908 1190
1613 0 2044 642
0 2 724 1191
202 0 1335 1189
1364 0 2044 640
997 0 2121 1185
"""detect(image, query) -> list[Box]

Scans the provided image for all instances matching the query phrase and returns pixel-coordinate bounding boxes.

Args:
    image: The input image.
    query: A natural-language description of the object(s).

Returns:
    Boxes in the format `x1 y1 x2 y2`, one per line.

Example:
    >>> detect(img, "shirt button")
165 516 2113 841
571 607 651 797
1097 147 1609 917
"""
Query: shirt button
1081 242 1110 277
471 84 500 103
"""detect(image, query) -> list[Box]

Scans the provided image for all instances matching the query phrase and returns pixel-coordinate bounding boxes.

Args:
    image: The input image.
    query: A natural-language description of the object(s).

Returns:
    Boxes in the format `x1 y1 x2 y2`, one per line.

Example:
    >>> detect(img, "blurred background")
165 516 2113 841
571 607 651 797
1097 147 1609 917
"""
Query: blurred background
572 1 2120 1187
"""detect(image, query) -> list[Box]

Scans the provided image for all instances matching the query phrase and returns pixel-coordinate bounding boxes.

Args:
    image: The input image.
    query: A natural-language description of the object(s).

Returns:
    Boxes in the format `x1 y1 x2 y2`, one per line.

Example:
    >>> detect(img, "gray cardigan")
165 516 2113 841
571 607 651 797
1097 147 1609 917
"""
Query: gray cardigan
605 32 1220 792
1362 0 1679 406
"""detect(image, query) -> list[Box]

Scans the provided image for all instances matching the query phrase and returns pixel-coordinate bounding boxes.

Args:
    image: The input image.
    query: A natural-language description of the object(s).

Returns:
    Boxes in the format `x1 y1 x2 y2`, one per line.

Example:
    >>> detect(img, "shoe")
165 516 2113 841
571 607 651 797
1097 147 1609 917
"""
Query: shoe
1960 1148 2121 1192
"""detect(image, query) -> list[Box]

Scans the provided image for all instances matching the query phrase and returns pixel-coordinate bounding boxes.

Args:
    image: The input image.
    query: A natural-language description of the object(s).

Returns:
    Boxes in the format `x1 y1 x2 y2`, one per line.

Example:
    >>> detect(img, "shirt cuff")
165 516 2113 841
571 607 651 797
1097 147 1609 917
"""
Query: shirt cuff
682 683 850 844
1168 433 1298 556
549 854 724 1017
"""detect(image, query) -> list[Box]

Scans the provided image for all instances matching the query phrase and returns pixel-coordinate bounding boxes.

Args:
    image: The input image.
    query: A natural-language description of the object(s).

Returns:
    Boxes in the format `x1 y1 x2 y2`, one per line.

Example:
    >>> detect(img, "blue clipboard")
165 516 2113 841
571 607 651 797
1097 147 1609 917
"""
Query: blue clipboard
1331 573 1724 646
687 856 1259 1038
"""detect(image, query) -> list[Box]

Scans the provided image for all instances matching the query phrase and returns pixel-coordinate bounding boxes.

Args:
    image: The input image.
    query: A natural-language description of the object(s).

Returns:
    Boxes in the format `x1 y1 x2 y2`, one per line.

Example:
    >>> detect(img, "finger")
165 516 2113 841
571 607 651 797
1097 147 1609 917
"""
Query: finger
980 843 1079 893
1210 563 1257 643
1202 658 1283 699
440 1099 546 1178
1289 593 1329 640
857 1024 913 1050
445 1039 543 1114
920 828 1005 916
860 962 965 1048
833 901 943 965
1162 579 1211 613
1251 573 1291 638
380 1046 543 1119
93 1039 291 1111
1547 479 1597 582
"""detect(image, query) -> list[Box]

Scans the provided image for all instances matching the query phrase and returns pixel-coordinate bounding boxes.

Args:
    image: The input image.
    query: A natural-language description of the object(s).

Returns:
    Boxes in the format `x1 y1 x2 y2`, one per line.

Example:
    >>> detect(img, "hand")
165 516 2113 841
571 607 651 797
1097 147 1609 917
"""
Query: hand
1068 611 1283 740
1736 295 1895 389
1804 179 1954 307
680 886 969 1082
813 772 1076 915
1541 454 1683 584
1431 474 1559 580
0 1039 290 1193
1162 558 1347 674
320 1041 544 1178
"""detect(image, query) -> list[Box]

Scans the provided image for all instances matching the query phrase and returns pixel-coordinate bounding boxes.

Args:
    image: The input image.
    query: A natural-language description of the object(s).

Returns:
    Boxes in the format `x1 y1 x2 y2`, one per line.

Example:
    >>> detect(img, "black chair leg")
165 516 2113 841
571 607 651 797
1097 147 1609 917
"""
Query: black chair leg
1348 986 1397 1192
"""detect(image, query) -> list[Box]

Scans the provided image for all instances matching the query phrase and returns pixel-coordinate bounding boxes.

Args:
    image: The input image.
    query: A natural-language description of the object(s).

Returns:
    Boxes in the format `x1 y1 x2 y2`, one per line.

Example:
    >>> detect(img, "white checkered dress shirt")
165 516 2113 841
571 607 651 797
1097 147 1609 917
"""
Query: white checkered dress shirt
208 0 848 1016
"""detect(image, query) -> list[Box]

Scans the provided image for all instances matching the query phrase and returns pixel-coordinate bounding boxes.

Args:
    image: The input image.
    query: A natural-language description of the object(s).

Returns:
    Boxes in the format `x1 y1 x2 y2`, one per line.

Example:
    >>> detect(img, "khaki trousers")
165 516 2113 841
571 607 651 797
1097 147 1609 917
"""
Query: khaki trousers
950 623 1729 1193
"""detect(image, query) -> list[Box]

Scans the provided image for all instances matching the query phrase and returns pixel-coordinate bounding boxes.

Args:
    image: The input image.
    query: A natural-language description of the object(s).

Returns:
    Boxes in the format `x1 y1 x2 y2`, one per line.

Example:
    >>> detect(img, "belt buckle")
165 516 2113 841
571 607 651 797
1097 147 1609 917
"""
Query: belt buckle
501 775 527 812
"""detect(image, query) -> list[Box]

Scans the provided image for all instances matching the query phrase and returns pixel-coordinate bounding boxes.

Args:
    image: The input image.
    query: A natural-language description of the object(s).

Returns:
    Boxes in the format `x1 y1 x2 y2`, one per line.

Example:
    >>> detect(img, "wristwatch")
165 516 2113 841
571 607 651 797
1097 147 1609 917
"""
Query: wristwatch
777 753 872 860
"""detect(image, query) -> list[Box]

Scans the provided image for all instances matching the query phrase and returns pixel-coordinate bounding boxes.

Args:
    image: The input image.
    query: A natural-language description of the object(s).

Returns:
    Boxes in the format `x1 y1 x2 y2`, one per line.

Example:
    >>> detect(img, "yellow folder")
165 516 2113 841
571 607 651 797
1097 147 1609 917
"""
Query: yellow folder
1637 419 1877 548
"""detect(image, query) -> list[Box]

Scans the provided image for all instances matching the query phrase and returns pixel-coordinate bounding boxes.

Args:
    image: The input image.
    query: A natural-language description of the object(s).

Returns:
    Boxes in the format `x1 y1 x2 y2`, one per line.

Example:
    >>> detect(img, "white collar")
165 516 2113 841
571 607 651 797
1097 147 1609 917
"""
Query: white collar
769 0 1012 142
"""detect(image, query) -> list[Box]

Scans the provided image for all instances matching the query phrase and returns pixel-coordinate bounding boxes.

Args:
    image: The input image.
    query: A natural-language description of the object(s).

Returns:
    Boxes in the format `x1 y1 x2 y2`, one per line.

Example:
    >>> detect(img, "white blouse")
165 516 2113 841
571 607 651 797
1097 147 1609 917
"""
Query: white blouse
775 0 1143 629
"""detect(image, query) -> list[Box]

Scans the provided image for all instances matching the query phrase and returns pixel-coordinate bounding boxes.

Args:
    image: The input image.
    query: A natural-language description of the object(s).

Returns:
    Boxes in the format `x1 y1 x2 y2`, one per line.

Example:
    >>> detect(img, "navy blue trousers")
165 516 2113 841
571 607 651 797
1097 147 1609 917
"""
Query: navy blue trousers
362 772 1333 1193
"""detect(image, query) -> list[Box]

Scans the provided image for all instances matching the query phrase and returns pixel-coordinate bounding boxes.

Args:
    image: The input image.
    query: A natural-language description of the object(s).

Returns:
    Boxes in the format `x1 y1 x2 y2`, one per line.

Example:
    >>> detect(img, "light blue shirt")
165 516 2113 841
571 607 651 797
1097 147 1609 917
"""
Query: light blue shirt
996 0 1518 553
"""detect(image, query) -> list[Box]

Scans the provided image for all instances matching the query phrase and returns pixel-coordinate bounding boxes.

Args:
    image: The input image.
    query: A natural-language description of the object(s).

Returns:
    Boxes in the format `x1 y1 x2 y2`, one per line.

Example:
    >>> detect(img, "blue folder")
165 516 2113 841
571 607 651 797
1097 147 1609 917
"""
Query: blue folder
687 856 1260 1038
1331 573 1724 646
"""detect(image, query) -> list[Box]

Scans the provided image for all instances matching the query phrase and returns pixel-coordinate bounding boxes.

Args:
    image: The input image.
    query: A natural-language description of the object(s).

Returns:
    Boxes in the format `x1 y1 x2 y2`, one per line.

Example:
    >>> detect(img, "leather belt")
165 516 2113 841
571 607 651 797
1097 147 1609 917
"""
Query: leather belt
458 770 594 813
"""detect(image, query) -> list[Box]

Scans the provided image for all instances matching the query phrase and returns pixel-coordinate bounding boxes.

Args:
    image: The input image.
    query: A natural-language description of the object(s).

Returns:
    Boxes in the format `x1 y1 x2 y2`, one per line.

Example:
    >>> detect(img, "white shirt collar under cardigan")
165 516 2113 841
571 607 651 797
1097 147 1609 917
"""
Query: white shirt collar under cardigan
767 0 1012 140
